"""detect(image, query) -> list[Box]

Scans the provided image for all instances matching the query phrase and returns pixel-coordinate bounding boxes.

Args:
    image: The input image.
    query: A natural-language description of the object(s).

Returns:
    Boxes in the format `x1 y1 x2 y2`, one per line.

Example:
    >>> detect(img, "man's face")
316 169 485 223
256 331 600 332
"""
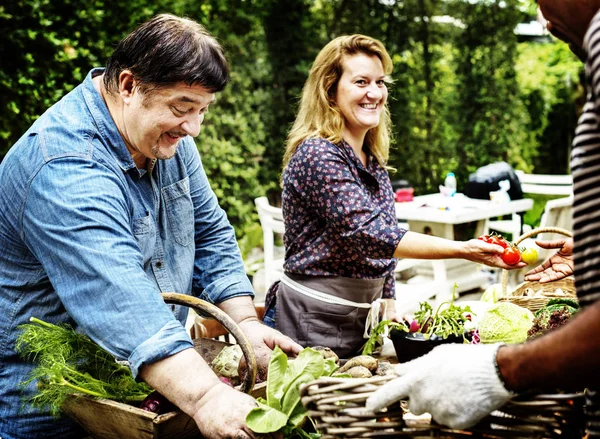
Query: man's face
538 0 600 59
120 78 215 163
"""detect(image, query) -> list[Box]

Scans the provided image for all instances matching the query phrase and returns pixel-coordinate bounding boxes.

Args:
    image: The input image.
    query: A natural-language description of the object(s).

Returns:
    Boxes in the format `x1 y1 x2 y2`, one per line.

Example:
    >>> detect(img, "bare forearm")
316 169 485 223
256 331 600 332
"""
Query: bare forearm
138 348 222 417
497 301 600 392
393 231 464 260
217 295 260 324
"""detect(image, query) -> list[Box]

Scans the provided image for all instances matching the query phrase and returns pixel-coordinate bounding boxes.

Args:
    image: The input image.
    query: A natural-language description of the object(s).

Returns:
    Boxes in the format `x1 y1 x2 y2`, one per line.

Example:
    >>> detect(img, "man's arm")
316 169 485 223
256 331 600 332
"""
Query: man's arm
498 300 600 392
139 348 259 439
217 295 303 379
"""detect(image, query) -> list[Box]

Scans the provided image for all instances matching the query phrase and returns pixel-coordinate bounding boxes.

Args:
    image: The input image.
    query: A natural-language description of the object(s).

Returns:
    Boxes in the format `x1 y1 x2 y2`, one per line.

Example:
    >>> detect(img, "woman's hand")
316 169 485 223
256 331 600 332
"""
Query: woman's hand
463 239 527 269
524 238 574 283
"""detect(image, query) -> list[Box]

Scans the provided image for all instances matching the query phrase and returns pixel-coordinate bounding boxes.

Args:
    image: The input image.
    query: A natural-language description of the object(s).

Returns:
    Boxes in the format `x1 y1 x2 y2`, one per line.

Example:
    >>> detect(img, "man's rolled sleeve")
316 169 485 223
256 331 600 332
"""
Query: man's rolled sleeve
128 320 194 379
199 273 255 304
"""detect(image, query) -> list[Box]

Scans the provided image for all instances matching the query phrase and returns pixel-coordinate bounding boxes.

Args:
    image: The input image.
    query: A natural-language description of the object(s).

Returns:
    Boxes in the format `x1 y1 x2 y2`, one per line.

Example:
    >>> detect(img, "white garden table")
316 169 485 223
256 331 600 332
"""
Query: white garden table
394 193 534 303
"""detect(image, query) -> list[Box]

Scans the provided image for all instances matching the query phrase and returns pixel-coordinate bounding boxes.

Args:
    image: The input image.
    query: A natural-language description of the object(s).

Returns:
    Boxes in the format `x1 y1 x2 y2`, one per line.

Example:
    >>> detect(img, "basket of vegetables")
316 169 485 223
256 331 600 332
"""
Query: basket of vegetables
16 293 260 439
498 227 576 312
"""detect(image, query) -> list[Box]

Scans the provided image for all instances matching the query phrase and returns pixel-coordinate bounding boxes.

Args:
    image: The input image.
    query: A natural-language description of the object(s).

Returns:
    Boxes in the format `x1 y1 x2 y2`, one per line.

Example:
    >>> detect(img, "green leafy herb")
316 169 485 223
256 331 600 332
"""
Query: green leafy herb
246 346 336 438
362 319 406 356
413 285 473 340
16 317 152 416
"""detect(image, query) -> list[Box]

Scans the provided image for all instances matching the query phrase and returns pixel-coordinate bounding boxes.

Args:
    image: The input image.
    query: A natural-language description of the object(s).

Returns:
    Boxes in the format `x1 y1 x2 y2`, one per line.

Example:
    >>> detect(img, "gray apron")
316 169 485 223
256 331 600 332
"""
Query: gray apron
275 273 385 359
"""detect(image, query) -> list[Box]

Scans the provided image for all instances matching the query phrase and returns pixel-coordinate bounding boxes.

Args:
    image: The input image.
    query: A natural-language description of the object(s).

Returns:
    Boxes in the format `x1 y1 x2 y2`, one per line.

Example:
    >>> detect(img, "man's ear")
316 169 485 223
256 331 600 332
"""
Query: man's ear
118 70 136 103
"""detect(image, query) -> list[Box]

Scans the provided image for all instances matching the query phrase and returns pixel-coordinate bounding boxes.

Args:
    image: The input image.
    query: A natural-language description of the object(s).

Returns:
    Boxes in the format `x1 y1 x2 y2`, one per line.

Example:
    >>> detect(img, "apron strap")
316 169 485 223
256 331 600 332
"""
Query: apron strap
280 274 385 339
364 298 387 339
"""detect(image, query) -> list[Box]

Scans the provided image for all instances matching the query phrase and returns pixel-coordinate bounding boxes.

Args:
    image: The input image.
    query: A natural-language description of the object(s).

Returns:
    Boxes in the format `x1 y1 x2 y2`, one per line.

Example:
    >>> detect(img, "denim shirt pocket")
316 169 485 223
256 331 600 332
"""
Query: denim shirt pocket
162 177 194 247
132 212 156 262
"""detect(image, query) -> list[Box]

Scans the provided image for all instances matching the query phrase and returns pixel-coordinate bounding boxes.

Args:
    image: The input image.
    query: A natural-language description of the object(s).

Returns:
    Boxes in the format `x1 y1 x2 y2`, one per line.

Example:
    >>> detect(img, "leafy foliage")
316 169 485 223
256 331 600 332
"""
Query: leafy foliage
16 317 152 417
246 346 336 438
1 0 583 249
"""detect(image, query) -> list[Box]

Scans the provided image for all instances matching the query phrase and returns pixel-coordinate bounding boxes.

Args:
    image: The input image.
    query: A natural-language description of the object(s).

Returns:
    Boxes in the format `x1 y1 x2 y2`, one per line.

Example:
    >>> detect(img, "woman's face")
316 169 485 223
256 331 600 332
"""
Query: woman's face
335 53 388 143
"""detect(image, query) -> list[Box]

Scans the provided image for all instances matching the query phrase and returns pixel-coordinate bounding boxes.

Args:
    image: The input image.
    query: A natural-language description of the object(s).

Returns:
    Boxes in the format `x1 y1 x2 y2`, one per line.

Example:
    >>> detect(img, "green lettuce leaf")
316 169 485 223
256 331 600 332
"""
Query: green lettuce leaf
281 348 324 416
246 399 289 433
266 346 289 411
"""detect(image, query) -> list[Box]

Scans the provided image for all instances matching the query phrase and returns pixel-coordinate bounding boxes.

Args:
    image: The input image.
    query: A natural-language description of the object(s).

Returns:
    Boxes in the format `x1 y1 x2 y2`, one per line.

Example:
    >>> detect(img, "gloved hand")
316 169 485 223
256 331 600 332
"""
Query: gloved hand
366 343 513 430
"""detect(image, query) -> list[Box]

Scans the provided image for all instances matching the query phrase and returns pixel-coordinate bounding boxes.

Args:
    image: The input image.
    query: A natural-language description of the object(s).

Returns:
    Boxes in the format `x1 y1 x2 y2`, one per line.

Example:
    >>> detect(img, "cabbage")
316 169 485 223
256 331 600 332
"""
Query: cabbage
211 344 242 384
478 302 534 344
480 283 505 303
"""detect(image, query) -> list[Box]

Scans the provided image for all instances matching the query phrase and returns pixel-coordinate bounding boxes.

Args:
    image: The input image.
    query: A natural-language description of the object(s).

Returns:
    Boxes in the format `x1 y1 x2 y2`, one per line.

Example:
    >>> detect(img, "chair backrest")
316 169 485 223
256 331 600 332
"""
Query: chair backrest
515 170 573 196
532 195 573 261
539 195 573 231
254 196 285 291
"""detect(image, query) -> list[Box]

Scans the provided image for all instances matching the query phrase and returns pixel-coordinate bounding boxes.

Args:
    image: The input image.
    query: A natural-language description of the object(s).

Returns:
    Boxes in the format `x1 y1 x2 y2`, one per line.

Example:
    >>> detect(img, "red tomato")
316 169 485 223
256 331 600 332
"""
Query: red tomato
502 246 521 265
489 235 509 248
478 235 493 244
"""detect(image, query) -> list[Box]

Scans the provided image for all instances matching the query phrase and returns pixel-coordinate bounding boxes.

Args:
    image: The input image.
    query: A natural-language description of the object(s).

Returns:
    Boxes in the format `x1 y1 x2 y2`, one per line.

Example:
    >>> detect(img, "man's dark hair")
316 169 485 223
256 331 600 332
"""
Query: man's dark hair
104 14 229 94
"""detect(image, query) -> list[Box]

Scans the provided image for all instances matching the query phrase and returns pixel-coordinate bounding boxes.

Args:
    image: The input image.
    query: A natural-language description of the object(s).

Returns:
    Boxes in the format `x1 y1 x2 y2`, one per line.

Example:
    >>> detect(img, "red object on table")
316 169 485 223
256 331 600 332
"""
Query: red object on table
395 188 414 203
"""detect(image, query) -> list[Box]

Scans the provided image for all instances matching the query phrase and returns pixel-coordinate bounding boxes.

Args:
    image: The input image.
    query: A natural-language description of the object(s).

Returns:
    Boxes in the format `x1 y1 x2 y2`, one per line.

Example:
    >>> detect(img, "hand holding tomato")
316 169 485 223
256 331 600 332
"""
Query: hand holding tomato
501 246 521 265
478 233 509 248
467 238 526 269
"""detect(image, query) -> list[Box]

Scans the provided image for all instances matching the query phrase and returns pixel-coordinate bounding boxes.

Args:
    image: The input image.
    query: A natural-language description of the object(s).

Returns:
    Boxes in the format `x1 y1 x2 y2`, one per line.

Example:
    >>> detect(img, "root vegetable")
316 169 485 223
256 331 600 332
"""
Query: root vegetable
344 366 372 378
139 391 175 414
337 355 378 373
312 346 339 364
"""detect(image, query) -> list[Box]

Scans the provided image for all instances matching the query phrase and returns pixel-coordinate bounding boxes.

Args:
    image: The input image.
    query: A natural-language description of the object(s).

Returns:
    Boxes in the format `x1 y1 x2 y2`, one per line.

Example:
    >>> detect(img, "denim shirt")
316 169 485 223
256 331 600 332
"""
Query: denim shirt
0 69 253 438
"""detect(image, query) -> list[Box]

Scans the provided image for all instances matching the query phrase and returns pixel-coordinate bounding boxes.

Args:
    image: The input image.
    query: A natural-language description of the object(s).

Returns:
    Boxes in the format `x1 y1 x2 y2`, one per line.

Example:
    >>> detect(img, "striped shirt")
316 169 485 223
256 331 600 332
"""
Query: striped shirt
572 10 600 438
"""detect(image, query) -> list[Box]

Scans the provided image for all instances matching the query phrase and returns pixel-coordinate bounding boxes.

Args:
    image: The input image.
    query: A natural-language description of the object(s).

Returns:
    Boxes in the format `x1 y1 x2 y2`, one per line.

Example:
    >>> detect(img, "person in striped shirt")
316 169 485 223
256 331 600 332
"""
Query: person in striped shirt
367 0 600 436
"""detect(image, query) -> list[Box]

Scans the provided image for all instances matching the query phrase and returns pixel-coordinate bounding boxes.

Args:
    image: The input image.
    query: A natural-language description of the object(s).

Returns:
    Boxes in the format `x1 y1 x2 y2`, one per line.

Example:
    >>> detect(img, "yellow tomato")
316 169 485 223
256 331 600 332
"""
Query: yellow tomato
521 248 539 265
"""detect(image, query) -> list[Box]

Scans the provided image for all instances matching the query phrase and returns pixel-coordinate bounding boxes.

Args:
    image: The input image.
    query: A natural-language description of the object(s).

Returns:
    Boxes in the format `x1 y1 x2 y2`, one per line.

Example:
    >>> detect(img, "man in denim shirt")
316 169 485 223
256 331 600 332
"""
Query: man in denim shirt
0 14 301 439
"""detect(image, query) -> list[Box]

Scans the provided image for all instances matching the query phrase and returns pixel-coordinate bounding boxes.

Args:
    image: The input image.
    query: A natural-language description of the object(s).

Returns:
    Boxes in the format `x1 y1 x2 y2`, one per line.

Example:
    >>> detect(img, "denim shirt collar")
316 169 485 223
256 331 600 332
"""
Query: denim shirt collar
82 68 139 175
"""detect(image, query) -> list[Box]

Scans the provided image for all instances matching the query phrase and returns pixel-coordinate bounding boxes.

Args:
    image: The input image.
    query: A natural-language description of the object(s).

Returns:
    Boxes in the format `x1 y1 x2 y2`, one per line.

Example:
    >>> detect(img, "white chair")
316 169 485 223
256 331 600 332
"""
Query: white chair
536 195 573 249
254 196 285 293
515 170 573 196
488 171 573 240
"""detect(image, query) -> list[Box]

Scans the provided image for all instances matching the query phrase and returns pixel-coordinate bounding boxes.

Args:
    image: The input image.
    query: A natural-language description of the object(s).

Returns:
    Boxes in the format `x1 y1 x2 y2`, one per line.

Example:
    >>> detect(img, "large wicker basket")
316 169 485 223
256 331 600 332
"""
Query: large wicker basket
300 376 586 438
500 227 576 312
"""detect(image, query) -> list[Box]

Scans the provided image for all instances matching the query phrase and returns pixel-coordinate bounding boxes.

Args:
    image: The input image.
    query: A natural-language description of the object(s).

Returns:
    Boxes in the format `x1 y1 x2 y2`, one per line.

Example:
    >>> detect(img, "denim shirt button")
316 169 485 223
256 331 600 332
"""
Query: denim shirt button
155 260 163 268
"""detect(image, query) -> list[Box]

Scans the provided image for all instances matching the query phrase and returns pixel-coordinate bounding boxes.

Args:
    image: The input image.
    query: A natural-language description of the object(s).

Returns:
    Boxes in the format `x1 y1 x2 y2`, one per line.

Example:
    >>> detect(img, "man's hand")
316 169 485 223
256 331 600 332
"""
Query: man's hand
218 296 303 380
524 237 574 283
193 383 265 438
238 319 303 380
366 344 512 430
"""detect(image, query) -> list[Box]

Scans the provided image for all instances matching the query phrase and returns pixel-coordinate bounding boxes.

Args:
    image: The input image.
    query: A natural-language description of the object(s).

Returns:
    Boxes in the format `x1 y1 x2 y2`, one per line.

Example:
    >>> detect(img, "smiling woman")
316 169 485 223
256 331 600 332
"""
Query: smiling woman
262 34 522 359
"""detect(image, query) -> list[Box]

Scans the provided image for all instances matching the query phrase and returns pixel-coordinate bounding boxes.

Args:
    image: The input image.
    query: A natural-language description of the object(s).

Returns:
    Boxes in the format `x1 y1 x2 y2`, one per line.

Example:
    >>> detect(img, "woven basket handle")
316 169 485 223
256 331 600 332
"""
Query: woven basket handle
161 292 257 394
501 227 573 296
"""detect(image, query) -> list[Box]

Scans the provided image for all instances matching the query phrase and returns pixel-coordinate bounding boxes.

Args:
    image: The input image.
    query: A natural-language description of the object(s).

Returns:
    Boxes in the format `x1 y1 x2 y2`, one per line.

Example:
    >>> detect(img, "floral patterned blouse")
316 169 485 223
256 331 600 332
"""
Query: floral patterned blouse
281 137 407 299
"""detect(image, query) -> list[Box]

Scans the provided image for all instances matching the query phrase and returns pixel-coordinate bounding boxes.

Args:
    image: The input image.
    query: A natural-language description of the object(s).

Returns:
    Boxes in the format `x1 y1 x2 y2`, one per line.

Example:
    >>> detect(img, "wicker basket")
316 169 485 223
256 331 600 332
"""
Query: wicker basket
300 376 586 438
500 227 576 312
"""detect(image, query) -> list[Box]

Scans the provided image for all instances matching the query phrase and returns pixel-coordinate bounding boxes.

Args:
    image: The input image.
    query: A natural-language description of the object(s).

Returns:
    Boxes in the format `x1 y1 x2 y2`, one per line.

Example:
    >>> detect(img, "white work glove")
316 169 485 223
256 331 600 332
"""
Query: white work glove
366 343 513 430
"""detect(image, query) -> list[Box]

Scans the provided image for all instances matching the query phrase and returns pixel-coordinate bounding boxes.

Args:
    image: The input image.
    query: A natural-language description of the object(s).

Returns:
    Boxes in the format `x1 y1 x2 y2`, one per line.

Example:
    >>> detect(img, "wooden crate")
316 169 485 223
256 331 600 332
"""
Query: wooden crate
62 338 265 439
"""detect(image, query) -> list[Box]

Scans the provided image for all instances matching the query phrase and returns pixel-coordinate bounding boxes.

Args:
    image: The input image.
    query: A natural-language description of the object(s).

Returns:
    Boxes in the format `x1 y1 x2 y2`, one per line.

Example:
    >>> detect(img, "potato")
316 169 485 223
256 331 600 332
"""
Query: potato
344 365 372 378
374 361 396 376
337 355 378 373
311 346 339 364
